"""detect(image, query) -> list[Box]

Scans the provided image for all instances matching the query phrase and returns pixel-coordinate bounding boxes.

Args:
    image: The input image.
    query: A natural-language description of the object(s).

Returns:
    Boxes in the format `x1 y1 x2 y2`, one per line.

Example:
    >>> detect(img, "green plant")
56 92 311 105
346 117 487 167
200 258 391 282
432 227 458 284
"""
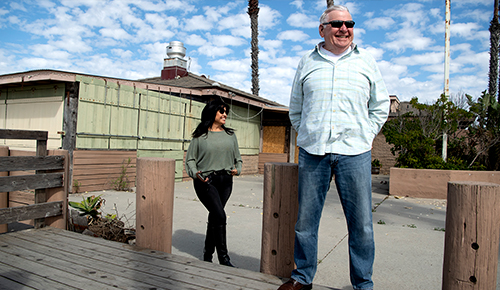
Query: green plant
69 195 104 221
371 159 381 168
434 227 445 232
111 158 133 191
73 179 81 193
377 220 386 225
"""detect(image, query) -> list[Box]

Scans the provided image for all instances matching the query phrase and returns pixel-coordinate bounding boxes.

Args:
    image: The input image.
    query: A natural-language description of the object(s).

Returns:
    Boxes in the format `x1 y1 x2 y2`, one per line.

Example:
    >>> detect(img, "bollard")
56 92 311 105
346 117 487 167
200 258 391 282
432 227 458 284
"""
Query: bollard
442 181 500 290
136 157 175 253
260 162 299 278
0 145 8 233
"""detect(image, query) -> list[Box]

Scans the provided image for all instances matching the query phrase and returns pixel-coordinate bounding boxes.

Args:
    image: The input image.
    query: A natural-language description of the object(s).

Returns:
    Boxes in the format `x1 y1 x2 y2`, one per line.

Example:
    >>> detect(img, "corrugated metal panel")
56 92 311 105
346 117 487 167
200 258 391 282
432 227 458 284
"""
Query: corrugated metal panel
0 84 65 150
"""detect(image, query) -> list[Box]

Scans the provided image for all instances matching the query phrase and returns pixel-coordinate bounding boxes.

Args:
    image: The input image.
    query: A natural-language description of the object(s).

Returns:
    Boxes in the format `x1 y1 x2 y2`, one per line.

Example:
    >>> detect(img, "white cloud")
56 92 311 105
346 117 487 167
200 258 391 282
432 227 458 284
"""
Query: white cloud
99 27 132 40
197 44 233 58
209 35 246 47
208 59 250 73
277 30 309 42
291 0 303 10
362 46 384 61
184 15 213 31
363 17 395 30
51 36 93 53
451 22 484 39
31 44 72 60
258 5 281 29
9 2 27 12
111 48 134 59
383 27 434 52
287 13 318 28
183 34 207 46
393 52 443 67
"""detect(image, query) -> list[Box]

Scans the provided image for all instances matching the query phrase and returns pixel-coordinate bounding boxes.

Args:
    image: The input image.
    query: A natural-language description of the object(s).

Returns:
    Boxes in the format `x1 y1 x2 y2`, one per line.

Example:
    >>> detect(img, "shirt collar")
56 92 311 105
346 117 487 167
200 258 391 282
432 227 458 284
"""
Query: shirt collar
315 41 357 56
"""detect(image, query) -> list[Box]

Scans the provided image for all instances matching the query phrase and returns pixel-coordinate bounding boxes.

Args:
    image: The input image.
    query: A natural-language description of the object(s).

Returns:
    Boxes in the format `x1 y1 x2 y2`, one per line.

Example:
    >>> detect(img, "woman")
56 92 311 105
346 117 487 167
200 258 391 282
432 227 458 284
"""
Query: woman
185 99 242 267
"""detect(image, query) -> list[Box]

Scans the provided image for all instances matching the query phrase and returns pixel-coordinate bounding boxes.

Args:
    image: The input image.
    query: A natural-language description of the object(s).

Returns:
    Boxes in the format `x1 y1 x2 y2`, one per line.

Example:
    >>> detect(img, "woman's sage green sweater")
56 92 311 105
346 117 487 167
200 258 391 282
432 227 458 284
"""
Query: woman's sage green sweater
185 131 243 179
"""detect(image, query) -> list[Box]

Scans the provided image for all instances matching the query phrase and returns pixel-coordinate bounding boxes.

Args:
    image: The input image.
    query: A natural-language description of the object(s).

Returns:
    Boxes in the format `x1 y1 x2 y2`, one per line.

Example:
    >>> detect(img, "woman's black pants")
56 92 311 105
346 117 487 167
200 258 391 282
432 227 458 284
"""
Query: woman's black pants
193 173 234 265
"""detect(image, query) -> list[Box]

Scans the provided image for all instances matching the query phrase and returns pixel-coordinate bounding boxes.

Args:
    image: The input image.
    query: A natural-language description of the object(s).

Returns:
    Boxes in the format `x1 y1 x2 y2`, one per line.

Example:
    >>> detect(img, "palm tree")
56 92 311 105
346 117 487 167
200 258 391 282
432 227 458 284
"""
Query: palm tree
248 0 259 96
488 0 499 101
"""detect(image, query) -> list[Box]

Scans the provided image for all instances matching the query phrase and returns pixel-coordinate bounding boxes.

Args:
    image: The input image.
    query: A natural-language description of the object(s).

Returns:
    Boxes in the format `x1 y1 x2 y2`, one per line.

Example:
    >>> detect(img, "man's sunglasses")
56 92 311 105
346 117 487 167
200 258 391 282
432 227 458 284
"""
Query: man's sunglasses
323 20 355 28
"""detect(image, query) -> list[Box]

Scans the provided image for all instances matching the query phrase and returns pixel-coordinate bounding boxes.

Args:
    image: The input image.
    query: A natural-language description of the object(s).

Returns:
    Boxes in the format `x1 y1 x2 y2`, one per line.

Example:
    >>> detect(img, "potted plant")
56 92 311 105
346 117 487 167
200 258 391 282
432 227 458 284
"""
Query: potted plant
371 159 381 174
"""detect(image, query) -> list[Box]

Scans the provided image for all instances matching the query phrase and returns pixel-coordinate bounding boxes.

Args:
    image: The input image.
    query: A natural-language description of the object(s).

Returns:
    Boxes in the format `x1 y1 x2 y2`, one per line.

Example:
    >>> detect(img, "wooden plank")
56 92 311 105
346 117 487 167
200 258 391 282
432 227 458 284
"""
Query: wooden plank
0 273 37 290
9 191 34 205
0 235 193 290
0 262 75 290
74 149 137 157
21 228 282 290
0 247 120 290
0 201 62 224
0 232 207 290
73 157 136 165
0 129 47 141
0 156 64 172
0 173 63 192
46 227 284 285
73 167 136 176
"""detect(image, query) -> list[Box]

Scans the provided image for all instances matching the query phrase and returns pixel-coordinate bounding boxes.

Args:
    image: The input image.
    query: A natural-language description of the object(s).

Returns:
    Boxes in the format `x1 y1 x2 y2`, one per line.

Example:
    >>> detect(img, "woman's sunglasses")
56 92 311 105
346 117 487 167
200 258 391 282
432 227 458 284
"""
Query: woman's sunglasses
322 20 355 28
218 107 228 114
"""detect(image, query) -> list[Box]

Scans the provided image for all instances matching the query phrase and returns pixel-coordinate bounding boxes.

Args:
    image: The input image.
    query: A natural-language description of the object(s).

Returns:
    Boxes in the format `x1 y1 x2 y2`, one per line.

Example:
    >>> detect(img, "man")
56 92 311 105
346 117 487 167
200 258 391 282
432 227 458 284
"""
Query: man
278 5 389 290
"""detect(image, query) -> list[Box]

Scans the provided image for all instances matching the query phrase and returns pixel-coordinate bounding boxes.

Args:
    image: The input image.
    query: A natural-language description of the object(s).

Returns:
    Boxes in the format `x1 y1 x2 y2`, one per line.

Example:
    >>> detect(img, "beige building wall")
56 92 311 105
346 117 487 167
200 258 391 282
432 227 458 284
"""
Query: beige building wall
1 84 64 150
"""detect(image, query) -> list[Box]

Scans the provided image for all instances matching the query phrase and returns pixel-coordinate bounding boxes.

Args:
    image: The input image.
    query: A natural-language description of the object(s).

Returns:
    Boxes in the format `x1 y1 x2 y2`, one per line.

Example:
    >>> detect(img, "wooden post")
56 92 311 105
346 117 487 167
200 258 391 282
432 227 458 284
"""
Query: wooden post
260 162 299 277
0 145 8 233
34 135 48 229
45 149 69 230
136 157 175 253
442 181 500 290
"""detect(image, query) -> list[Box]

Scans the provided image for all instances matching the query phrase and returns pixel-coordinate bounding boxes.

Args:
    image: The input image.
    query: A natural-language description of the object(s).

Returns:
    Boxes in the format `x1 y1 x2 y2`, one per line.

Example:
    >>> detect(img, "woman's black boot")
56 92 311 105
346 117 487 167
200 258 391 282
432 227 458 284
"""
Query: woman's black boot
214 224 235 267
203 223 216 262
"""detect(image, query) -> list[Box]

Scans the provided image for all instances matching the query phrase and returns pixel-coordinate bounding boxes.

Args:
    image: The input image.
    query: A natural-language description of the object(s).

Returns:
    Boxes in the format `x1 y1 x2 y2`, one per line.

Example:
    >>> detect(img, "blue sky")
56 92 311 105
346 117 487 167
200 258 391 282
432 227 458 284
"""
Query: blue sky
0 0 494 106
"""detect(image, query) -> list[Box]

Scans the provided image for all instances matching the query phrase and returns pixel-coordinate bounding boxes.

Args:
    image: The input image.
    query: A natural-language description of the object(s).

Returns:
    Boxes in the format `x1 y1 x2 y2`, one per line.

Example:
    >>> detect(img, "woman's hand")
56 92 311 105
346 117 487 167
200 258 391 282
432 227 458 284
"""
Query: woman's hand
230 169 238 176
196 171 209 182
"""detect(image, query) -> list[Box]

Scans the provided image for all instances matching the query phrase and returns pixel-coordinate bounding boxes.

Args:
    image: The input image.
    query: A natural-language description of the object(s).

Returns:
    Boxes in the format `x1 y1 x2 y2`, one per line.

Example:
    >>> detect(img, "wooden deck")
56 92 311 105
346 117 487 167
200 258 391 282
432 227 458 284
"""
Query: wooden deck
0 227 338 290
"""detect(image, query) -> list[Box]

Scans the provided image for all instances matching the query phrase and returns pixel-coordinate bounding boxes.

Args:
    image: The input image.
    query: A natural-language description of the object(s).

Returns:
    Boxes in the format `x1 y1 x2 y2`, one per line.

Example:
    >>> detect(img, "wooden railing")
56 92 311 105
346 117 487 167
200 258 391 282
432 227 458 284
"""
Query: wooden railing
0 129 68 231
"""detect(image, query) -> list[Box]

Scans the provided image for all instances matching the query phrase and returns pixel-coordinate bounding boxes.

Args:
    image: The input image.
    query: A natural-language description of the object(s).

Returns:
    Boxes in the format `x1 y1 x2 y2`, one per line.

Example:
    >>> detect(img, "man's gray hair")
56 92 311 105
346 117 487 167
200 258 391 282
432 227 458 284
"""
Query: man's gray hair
320 5 350 24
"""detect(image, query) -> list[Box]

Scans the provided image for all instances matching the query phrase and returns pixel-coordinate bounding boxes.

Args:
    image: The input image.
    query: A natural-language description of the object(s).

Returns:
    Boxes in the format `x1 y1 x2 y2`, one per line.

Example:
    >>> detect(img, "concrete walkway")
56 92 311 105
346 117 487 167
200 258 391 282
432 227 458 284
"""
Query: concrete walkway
69 174 500 290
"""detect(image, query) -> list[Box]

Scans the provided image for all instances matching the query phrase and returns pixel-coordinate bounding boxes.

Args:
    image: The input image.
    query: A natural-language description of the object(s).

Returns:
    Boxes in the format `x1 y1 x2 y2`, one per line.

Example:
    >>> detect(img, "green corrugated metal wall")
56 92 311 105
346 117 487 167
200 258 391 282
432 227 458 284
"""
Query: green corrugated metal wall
76 75 261 180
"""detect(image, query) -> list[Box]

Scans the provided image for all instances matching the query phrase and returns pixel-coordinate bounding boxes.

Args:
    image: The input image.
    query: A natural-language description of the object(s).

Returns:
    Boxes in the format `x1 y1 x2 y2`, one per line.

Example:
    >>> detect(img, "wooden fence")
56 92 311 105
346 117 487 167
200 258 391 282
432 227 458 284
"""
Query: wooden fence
0 129 68 232
72 149 136 193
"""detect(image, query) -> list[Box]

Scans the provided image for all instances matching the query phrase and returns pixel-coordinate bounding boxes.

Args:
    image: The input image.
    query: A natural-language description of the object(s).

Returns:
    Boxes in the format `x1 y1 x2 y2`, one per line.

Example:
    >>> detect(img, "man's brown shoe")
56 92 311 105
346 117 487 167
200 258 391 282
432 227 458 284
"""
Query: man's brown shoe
277 278 312 290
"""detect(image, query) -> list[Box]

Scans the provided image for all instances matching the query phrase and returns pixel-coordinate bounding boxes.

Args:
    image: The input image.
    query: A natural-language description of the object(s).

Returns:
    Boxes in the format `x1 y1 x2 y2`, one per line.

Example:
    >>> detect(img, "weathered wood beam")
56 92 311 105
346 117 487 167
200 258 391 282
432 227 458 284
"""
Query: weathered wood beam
0 201 62 224
0 156 64 172
0 129 48 141
0 173 63 192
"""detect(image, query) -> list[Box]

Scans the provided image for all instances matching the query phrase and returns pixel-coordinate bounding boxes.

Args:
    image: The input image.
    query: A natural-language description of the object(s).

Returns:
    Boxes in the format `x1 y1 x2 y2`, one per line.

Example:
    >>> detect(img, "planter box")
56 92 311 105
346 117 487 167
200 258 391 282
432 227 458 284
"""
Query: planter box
389 167 500 199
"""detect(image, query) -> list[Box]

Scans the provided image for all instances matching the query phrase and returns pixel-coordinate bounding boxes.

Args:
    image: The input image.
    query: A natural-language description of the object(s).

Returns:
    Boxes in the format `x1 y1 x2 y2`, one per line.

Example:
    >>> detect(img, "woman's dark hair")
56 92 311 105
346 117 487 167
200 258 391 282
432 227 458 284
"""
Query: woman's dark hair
192 100 234 138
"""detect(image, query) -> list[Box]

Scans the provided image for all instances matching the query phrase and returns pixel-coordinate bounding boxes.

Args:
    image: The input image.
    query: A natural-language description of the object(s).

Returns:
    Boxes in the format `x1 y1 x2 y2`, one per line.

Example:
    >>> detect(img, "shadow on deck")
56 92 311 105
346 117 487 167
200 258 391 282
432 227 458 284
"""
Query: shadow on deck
0 227 339 290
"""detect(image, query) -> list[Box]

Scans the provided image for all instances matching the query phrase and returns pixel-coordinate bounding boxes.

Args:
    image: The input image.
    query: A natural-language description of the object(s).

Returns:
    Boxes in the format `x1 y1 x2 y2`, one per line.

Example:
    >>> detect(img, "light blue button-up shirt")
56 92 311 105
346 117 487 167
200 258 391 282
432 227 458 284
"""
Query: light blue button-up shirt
289 42 390 156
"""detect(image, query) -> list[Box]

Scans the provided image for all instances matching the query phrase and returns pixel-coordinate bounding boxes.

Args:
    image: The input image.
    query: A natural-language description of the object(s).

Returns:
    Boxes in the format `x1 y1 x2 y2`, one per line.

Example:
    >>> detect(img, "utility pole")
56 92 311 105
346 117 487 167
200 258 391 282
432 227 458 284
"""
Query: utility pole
442 0 451 161
248 0 259 96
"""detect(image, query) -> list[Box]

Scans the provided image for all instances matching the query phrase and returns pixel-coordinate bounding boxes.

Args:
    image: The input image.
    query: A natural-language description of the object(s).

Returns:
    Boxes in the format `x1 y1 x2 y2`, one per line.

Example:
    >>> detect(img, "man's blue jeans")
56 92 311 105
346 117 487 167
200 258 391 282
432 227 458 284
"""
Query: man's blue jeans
291 148 374 290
